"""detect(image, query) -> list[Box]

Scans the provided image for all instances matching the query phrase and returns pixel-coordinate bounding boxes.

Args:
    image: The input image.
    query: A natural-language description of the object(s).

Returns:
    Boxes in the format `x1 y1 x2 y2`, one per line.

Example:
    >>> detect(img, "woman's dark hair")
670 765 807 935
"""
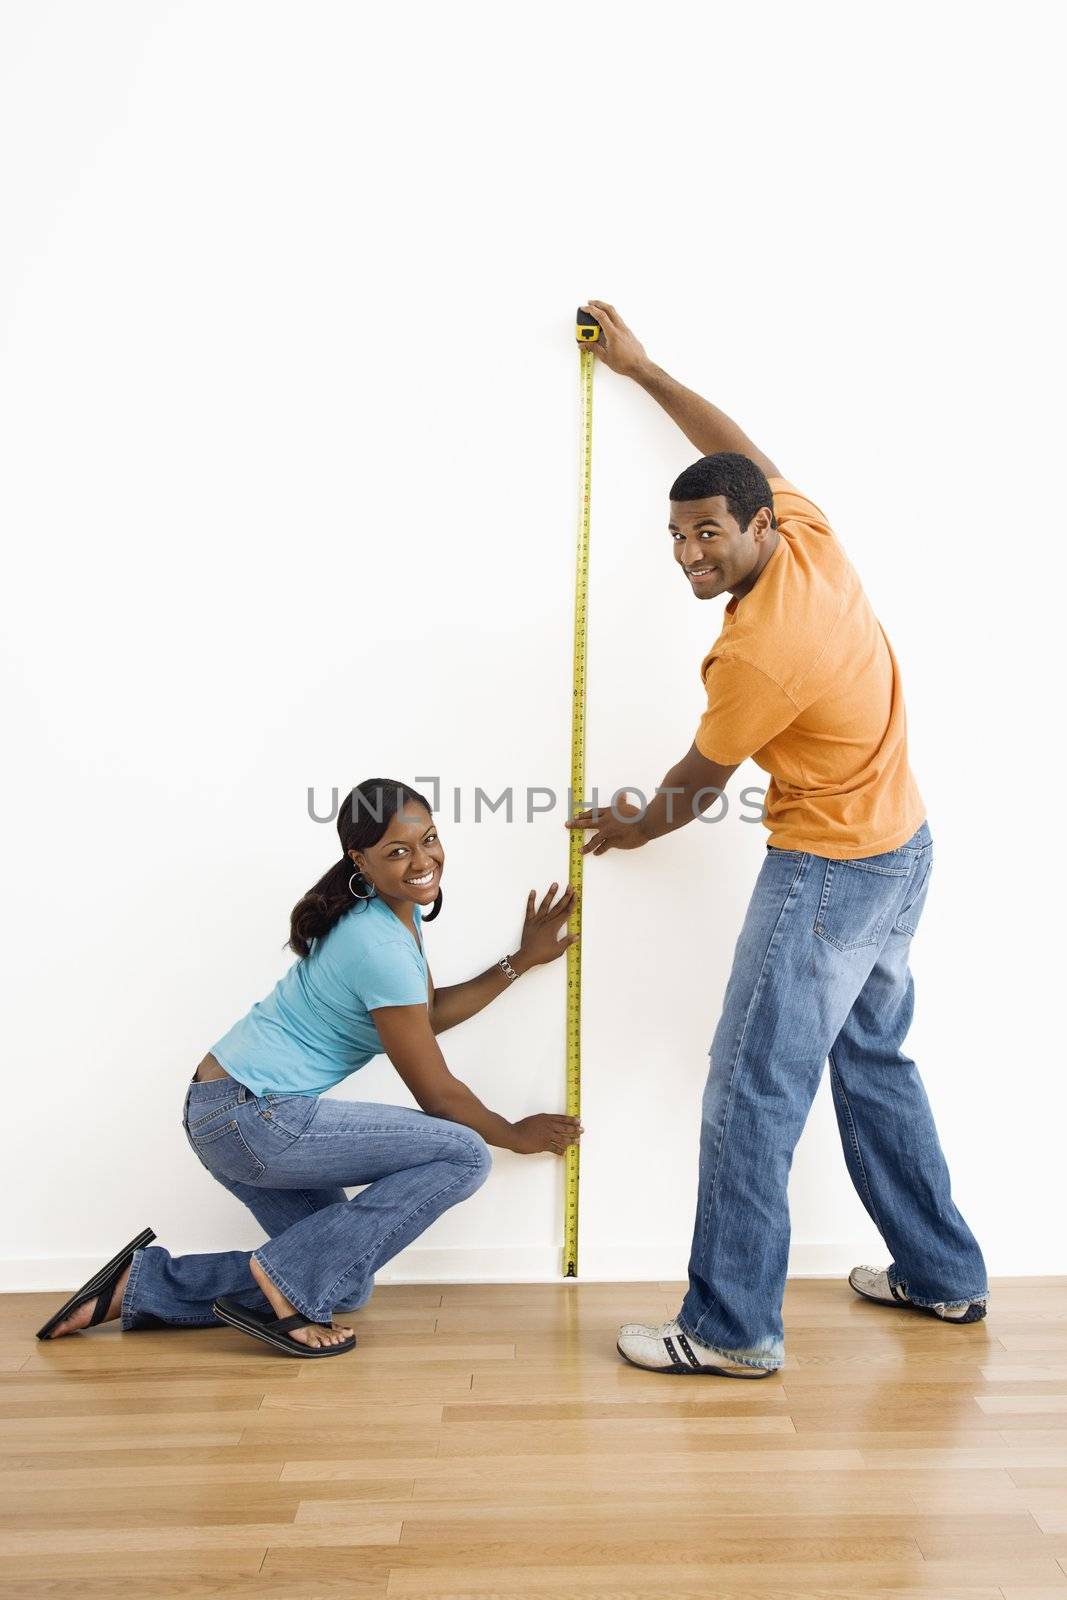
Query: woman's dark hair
287 778 442 958
669 451 777 532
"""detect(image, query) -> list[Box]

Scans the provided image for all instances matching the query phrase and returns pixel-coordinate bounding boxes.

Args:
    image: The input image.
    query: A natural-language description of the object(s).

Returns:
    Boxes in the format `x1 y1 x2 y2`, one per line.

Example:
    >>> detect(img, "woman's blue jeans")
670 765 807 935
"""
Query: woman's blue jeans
120 1077 492 1330
678 819 987 1371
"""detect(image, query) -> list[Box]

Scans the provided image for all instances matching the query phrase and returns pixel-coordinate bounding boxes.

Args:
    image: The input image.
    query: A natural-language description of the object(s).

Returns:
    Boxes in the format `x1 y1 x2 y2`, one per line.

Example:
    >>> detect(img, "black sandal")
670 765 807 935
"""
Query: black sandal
36 1226 156 1340
212 1294 357 1358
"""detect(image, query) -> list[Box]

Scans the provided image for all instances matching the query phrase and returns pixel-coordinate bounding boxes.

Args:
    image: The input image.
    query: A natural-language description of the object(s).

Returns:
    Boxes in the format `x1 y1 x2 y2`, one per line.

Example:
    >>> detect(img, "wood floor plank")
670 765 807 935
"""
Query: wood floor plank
284 1371 474 1398
0 1548 272 1587
0 1521 402 1554
0 1430 247 1456
378 1555 1067 1593
0 1578 389 1599
0 1480 418 1529
244 1399 444 1426
434 1415 798 1456
978 1395 1067 1413
440 1396 793 1422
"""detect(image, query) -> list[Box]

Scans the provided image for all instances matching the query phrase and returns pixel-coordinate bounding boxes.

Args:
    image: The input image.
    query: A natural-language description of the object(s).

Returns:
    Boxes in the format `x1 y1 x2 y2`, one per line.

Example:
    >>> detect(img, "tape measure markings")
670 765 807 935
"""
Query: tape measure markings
564 310 599 1278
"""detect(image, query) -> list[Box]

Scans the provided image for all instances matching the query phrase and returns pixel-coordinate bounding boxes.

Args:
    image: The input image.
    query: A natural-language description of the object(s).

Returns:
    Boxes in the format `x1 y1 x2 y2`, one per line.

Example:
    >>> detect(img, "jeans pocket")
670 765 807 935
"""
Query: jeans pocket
186 1094 241 1132
185 1116 266 1182
256 1092 318 1138
814 855 911 952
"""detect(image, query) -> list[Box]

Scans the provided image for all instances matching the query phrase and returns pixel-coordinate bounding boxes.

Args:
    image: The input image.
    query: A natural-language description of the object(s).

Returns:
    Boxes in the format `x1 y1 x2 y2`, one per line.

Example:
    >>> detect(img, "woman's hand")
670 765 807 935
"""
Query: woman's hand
515 883 578 970
510 1113 583 1156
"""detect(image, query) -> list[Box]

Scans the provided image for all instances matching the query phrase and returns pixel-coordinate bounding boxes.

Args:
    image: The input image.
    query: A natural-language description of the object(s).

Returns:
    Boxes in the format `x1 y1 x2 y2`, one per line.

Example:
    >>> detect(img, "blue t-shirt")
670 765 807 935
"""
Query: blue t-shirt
209 898 428 1096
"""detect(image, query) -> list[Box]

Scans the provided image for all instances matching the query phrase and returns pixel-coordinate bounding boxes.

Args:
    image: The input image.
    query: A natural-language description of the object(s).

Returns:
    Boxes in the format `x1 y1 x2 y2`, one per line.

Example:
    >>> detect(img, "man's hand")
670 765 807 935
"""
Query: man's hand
580 301 651 380
580 302 781 478
566 751 740 855
564 795 648 857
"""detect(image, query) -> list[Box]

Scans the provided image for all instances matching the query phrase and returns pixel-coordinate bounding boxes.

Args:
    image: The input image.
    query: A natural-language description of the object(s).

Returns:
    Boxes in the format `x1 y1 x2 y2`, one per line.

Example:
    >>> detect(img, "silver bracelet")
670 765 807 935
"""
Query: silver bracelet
498 955 520 983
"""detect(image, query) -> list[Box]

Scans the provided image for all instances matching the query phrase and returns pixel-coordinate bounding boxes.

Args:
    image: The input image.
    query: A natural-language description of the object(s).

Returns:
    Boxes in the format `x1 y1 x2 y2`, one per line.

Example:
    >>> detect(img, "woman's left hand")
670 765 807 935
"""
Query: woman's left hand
515 883 578 969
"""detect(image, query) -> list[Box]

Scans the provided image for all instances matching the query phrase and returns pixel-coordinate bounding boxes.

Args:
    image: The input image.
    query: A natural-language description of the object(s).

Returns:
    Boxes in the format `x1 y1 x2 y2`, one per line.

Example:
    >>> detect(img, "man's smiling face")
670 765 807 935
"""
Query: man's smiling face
669 495 775 600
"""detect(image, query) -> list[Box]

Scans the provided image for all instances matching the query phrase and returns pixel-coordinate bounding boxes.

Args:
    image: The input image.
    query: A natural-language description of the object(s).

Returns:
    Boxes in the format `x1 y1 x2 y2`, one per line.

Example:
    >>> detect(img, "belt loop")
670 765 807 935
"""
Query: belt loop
237 1085 246 1103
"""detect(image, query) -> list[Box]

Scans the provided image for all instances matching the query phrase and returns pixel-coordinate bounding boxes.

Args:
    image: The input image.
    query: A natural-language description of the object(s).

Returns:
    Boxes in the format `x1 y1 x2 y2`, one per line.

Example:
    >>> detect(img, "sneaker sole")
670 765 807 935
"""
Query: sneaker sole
616 1342 776 1378
849 1276 987 1324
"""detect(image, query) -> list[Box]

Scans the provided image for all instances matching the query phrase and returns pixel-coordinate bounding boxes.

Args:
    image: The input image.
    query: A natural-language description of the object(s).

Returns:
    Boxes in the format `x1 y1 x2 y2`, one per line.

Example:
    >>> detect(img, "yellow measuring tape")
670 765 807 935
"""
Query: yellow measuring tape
564 308 600 1277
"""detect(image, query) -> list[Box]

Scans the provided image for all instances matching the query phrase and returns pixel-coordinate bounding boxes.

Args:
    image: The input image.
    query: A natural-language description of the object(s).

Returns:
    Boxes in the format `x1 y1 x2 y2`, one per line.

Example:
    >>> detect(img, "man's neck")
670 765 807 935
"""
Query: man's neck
729 530 781 602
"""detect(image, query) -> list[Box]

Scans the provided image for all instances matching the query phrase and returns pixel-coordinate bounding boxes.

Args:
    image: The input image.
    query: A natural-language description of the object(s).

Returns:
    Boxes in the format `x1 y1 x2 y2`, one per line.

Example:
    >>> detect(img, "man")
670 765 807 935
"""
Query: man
566 301 987 1379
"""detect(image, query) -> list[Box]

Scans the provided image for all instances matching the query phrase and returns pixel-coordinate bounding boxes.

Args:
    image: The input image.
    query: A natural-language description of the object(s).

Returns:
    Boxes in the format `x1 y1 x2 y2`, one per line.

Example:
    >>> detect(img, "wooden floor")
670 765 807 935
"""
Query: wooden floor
2 1277 1067 1598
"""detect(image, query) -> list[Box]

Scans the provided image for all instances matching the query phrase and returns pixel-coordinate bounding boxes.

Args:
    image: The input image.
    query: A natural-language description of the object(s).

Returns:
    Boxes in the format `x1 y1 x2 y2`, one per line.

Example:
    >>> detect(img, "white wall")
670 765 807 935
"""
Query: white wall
2 1 1062 1291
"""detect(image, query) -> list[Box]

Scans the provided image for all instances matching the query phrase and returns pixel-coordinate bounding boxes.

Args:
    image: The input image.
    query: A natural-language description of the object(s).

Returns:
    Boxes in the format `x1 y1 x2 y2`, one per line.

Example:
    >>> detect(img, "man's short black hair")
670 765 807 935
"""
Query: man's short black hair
669 451 777 532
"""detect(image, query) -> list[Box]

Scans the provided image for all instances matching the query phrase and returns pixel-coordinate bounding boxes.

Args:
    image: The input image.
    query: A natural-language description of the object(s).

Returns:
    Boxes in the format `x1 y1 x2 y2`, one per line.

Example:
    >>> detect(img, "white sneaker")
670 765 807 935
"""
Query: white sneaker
848 1264 987 1323
616 1318 775 1378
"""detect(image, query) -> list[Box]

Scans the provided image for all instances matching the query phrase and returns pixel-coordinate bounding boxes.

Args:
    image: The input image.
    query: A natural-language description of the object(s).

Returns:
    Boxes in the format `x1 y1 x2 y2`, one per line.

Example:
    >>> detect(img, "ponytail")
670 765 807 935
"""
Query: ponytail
287 856 356 959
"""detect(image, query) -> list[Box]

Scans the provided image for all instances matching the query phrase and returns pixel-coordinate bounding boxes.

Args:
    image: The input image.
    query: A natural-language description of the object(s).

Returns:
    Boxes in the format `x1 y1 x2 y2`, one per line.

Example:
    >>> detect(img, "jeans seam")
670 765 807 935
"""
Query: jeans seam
828 1050 889 1242
694 854 810 1277
894 851 933 935
290 1124 481 1146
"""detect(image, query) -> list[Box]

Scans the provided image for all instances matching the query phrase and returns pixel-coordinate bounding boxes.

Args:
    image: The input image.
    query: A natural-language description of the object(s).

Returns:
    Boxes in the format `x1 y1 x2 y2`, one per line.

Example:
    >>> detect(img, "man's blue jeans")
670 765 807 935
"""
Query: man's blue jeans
678 819 987 1371
120 1077 491 1330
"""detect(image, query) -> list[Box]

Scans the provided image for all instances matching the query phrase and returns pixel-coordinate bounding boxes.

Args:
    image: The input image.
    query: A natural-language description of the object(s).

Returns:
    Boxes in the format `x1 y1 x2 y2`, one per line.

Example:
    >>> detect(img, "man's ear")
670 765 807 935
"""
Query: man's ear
751 506 775 542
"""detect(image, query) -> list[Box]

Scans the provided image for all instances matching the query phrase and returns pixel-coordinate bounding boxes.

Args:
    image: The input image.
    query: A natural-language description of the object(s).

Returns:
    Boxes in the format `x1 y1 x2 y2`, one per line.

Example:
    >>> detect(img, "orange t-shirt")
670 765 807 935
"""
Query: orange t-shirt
694 477 925 859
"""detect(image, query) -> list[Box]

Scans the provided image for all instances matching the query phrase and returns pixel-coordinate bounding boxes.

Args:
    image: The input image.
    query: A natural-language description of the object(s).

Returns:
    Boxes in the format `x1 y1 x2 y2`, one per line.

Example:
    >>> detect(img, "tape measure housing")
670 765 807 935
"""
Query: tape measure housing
576 307 602 343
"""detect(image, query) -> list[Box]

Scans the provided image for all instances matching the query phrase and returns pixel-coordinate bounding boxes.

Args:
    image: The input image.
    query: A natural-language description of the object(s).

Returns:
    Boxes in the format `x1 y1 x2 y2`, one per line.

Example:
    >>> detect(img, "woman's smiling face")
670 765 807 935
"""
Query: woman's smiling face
351 803 444 908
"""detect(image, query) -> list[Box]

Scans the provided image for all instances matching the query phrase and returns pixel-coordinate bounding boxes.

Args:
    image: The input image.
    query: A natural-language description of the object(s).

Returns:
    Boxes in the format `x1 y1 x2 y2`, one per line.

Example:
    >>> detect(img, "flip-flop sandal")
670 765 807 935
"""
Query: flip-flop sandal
212 1294 357 1358
36 1226 156 1340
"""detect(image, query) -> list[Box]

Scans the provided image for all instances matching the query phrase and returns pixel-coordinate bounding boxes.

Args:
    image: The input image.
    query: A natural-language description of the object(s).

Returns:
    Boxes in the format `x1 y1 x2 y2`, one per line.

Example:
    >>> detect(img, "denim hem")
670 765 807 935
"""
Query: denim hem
675 1313 783 1372
250 1250 320 1324
887 1266 989 1310
898 1285 990 1311
119 1245 146 1331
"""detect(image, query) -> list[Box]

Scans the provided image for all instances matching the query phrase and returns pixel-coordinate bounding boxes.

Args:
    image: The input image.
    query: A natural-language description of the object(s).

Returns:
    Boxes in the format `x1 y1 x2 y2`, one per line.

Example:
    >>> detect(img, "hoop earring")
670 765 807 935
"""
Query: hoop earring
348 872 377 901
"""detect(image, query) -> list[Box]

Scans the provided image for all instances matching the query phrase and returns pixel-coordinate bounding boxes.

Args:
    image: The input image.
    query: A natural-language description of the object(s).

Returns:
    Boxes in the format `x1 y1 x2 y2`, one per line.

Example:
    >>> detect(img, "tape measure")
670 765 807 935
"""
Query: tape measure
564 307 600 1277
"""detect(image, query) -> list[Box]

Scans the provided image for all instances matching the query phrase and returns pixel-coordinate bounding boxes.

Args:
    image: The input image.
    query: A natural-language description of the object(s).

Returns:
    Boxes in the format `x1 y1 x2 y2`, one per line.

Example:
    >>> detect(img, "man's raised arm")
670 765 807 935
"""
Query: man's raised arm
581 301 781 482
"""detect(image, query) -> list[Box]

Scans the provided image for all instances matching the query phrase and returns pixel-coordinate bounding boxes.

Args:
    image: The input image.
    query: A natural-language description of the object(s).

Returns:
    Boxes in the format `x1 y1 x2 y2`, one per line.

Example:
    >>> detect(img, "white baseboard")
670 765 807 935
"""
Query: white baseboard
379 1241 878 1282
3 1240 878 1294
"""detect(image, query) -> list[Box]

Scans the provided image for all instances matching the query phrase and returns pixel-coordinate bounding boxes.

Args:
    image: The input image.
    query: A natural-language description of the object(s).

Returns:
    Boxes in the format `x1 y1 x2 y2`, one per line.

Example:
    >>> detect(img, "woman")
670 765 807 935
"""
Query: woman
37 778 582 1358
